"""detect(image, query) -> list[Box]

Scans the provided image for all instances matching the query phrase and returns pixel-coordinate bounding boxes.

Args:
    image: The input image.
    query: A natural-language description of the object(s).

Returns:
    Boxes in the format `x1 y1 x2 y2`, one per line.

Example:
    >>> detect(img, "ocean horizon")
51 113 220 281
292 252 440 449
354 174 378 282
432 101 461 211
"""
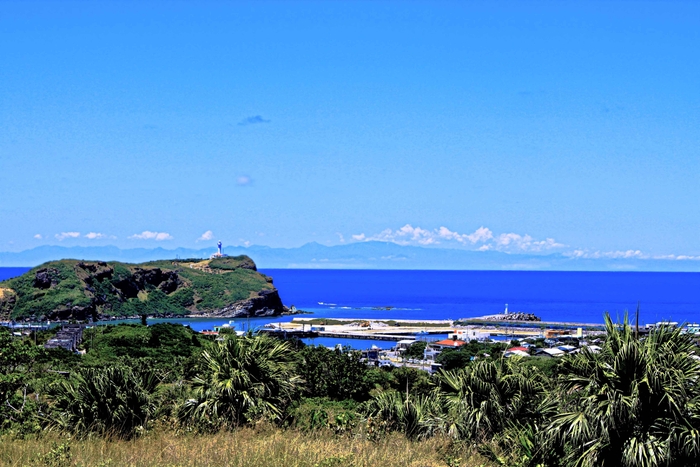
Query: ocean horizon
2 267 698 327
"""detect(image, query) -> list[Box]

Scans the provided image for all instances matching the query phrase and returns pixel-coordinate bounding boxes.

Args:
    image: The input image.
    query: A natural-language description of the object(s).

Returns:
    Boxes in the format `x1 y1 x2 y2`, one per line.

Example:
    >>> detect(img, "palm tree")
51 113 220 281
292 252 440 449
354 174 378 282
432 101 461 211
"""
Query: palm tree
539 313 700 467
362 390 444 440
438 357 544 441
179 334 302 430
51 366 160 439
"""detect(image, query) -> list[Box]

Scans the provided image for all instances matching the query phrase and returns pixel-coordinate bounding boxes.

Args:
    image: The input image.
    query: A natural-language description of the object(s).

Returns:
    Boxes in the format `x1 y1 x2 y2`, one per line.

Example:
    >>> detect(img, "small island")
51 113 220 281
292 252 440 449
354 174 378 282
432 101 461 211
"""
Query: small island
0 256 286 322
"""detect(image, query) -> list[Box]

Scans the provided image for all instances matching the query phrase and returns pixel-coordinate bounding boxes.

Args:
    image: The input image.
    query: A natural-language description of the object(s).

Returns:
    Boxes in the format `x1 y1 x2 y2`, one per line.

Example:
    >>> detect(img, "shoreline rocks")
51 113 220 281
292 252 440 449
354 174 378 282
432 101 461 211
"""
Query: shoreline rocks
189 289 285 318
488 312 541 322
464 312 542 322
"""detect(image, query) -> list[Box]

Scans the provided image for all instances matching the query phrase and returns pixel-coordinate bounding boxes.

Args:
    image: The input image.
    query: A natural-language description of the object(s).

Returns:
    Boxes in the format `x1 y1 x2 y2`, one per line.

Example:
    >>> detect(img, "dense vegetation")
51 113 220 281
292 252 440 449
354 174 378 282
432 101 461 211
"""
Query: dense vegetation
0 256 276 321
2 313 700 467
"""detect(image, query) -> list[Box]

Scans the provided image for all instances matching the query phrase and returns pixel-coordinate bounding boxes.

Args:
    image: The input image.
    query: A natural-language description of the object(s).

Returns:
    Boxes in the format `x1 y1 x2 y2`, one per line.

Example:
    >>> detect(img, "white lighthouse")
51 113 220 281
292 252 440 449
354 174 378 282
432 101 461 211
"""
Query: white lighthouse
210 241 225 259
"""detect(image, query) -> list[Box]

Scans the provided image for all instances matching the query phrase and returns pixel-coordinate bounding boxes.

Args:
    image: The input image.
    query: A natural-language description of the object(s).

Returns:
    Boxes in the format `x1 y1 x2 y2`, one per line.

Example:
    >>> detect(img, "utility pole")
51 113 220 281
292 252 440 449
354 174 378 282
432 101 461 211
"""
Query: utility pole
635 302 640 339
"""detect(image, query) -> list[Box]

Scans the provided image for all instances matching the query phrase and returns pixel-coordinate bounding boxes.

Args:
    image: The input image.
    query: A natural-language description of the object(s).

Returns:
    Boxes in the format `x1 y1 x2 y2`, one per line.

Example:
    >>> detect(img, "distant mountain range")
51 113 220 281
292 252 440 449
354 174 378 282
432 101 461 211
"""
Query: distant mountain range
0 242 698 272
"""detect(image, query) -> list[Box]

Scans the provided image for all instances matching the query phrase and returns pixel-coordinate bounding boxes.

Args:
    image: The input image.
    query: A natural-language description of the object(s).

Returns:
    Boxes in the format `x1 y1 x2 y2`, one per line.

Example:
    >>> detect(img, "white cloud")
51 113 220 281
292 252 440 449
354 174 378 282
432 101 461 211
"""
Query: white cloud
434 226 494 244
355 224 442 246
436 226 460 241
236 176 252 186
349 225 700 261
360 225 434 245
566 249 647 259
350 224 561 252
566 249 588 258
495 233 565 252
465 227 494 243
33 234 43 240
349 224 700 260
128 231 173 241
336 233 346 243
197 230 214 241
566 250 700 261
85 232 109 240
610 250 645 259
55 232 80 241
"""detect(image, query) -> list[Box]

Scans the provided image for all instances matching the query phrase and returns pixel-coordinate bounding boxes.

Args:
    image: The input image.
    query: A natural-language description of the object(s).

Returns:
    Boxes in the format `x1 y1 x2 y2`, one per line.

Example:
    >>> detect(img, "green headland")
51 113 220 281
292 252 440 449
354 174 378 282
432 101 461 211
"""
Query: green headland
0 256 284 322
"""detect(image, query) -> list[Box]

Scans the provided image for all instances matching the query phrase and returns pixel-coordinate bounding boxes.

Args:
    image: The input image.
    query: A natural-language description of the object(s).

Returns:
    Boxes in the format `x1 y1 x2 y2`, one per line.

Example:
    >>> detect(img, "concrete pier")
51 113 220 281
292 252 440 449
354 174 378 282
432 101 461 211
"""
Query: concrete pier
262 316 600 342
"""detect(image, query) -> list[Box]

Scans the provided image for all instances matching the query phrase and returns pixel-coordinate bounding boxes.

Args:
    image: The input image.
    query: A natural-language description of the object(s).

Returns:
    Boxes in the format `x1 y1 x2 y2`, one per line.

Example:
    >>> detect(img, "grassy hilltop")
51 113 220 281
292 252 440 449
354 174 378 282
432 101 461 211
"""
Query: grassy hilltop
0 256 283 321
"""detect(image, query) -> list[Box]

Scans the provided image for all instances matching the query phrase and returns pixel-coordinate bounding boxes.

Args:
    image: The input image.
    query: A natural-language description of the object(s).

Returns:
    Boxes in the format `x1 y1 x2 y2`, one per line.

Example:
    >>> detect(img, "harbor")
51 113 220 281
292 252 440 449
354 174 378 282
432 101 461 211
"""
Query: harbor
257 316 603 343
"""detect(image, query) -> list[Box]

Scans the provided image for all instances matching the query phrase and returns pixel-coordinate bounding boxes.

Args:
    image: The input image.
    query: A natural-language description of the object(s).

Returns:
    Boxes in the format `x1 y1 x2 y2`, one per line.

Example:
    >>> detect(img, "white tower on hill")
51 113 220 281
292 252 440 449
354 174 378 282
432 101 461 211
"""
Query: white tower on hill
210 241 225 259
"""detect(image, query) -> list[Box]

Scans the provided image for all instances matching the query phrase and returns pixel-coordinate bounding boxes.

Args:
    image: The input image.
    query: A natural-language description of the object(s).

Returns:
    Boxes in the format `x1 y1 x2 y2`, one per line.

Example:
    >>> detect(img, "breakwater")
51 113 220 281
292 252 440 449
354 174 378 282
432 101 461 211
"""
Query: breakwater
259 317 602 342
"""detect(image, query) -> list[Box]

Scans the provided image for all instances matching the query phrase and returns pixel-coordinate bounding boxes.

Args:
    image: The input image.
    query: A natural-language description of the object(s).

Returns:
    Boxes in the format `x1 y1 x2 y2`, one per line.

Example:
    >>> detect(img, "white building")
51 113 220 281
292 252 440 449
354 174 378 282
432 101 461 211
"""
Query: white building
451 328 490 341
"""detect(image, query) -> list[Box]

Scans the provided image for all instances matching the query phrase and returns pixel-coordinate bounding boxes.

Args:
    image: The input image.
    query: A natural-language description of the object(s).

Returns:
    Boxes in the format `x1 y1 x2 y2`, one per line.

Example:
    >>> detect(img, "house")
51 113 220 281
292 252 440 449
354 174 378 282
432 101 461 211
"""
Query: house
423 346 441 362
362 349 380 362
451 328 490 341
504 349 530 358
44 324 84 352
432 339 468 349
396 339 416 352
536 348 565 358
645 321 679 330
421 339 468 361
544 329 570 339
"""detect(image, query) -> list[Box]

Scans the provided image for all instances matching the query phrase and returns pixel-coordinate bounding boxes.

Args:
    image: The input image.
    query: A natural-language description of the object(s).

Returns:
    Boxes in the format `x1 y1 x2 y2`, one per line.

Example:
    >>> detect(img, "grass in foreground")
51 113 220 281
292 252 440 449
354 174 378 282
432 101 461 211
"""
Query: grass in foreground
0 429 494 467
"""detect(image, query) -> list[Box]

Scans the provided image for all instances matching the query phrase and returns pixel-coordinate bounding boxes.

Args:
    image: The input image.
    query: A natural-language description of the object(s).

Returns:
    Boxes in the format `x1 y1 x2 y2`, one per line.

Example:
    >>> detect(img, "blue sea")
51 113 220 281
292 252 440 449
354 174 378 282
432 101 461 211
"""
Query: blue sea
2 268 699 348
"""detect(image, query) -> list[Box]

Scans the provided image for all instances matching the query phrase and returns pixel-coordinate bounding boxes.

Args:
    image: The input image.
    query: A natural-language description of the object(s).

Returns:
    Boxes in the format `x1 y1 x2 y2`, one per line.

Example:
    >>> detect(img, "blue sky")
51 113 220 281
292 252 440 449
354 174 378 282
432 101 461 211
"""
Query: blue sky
1 1 699 264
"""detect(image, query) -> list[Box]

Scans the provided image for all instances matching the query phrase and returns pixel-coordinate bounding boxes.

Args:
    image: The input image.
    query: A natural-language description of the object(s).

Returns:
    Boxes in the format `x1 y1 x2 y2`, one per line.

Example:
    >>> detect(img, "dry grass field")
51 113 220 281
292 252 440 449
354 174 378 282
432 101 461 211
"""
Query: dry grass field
0 428 495 467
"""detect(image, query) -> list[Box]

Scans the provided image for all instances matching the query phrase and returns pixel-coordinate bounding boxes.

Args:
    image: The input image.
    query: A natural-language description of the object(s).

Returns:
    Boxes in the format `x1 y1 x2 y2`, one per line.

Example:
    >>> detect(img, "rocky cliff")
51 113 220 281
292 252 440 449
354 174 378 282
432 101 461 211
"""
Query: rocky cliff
0 256 285 321
191 288 285 318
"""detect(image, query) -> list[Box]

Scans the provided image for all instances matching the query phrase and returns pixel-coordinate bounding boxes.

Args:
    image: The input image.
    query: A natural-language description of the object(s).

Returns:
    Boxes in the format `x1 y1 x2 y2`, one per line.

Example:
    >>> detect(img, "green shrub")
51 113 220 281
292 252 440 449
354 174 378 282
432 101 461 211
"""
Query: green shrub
287 398 359 432
298 346 376 401
51 366 161 439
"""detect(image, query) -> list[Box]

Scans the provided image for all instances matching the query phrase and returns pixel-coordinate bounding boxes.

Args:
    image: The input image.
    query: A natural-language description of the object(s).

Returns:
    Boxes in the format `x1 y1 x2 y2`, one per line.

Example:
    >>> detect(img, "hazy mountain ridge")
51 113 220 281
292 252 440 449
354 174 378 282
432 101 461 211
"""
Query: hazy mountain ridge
0 242 697 272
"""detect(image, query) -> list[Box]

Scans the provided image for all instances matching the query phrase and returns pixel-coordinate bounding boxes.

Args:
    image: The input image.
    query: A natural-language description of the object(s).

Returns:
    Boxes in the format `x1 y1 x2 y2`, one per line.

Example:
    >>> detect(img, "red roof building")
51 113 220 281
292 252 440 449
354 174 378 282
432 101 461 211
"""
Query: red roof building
433 339 468 348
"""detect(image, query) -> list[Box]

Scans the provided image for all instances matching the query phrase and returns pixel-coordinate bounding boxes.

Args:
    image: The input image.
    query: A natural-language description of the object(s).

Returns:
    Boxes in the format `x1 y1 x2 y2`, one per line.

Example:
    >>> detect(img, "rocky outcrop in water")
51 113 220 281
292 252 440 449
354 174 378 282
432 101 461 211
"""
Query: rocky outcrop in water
191 289 285 318
492 312 541 322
